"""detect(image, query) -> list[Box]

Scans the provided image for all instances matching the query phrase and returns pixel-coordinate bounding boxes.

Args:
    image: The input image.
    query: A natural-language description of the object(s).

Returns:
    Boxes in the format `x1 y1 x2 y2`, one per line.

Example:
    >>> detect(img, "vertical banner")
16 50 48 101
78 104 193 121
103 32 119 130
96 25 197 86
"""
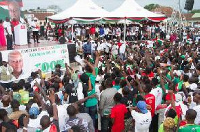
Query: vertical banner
0 0 23 21
1 44 70 81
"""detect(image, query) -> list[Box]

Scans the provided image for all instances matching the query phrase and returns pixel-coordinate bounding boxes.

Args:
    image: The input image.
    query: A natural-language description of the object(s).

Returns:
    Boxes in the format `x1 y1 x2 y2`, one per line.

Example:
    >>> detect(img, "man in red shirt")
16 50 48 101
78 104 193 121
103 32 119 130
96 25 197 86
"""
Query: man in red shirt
111 93 128 132
11 18 19 43
144 84 155 117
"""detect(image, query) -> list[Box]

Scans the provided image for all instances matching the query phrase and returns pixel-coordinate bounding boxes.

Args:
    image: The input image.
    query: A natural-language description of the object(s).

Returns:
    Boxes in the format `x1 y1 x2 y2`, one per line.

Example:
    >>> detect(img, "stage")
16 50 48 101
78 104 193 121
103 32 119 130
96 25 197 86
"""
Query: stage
0 39 62 51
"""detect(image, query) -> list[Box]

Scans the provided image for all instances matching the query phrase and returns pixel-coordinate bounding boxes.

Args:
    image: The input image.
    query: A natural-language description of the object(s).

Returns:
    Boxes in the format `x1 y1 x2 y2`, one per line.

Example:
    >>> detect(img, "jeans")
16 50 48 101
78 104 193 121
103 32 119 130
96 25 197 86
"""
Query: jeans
101 115 111 132
33 31 39 43
120 53 125 61
27 31 31 43
6 35 13 50
85 105 97 128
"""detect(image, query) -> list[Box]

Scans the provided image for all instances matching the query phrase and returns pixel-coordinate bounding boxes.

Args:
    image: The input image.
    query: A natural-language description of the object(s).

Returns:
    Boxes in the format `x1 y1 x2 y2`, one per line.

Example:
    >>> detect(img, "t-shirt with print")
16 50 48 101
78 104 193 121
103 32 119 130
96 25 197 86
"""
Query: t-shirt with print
110 104 128 132
178 124 200 132
150 87 162 109
131 110 152 132
145 93 155 117
85 67 98 107
63 117 88 132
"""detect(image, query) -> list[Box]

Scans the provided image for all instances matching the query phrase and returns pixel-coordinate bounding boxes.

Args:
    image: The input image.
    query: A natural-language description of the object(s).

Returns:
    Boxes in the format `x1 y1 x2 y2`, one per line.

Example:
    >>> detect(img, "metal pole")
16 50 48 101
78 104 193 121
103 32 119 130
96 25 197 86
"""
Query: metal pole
72 24 74 42
124 18 126 42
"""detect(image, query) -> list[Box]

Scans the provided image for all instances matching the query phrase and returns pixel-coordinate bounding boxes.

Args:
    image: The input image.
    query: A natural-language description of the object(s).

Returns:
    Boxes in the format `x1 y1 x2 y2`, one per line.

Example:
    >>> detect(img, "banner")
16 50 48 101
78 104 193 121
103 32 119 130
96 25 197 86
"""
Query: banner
1 44 70 81
0 0 23 6
0 0 23 21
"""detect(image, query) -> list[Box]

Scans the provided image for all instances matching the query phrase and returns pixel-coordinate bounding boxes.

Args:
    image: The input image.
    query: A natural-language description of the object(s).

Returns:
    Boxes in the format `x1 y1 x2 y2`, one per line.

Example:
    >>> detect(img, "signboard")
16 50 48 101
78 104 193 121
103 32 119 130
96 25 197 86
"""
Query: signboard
1 44 70 81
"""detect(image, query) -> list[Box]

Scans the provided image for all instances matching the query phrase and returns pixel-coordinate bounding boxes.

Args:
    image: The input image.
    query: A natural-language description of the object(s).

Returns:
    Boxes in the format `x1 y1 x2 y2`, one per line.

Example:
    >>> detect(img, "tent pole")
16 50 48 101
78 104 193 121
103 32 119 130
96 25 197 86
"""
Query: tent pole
72 24 74 42
124 18 126 42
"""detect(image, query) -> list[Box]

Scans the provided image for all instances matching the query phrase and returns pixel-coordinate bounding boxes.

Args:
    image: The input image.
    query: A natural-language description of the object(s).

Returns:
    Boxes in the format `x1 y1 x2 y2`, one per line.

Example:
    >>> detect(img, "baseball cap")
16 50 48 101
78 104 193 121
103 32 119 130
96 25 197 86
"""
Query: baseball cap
29 107 39 117
137 101 148 114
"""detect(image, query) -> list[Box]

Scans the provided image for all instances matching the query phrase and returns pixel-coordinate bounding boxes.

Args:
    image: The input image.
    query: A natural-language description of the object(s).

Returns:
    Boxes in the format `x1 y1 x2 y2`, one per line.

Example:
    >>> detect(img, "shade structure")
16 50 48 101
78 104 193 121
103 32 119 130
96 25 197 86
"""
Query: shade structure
192 13 200 18
48 0 109 23
104 0 166 20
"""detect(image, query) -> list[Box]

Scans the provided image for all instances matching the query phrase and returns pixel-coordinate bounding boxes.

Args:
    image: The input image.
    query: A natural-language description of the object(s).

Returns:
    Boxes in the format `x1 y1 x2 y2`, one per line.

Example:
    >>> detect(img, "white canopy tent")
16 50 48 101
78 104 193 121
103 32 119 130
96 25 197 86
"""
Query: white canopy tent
105 0 165 18
49 0 109 41
104 0 166 42
48 0 109 22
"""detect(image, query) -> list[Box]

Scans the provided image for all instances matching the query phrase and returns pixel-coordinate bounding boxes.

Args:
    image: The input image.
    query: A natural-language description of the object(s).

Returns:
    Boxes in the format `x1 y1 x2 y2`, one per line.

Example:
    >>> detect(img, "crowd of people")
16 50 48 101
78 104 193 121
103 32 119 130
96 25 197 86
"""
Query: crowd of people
0 18 200 132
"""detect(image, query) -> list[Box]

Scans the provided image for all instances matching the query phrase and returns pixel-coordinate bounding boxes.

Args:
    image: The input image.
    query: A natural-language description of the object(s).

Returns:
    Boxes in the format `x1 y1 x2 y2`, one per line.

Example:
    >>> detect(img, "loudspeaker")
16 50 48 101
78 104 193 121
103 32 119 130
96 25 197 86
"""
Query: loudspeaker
184 0 194 11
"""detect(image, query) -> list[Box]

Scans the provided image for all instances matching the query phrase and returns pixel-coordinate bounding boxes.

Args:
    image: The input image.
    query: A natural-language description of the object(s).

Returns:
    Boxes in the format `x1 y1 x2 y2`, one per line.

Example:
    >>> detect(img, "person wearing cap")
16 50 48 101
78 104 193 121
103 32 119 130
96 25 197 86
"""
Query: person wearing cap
129 101 152 132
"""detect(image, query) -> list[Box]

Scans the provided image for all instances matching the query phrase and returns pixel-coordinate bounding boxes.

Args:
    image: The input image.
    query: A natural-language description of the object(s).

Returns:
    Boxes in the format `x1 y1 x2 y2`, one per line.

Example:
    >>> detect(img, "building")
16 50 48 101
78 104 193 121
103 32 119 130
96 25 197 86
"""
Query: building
24 8 55 25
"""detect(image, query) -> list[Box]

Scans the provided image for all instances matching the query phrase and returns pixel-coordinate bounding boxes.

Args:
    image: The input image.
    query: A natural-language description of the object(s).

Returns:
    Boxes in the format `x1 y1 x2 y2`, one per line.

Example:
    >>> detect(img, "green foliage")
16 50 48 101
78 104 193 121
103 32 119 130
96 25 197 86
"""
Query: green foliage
144 4 160 11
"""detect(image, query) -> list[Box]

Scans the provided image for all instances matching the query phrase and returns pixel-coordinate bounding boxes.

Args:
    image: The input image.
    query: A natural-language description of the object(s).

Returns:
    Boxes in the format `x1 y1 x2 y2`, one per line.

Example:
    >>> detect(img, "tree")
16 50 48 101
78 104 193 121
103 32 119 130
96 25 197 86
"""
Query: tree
144 4 160 11
47 5 62 13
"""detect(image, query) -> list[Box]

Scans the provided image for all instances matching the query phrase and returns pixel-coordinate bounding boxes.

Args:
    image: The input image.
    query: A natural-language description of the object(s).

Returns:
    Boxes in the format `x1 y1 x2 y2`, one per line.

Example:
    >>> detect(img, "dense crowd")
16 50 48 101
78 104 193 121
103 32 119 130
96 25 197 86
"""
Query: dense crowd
0 19 200 132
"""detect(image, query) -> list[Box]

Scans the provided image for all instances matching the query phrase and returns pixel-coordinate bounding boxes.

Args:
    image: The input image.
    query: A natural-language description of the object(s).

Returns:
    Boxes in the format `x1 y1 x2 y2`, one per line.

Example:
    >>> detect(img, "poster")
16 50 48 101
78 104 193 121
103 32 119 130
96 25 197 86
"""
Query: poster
0 0 23 6
1 44 70 81
0 0 23 21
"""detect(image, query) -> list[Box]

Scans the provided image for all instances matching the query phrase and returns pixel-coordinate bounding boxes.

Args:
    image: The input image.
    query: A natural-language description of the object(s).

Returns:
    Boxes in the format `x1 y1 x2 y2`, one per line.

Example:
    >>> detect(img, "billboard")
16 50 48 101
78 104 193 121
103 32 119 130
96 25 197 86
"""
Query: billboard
0 0 23 21
1 44 70 82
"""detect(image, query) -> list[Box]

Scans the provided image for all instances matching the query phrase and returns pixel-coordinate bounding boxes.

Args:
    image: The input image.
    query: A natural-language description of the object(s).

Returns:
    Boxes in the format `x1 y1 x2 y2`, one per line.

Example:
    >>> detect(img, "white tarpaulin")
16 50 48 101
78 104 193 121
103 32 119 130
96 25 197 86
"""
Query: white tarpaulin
105 0 165 18
48 0 109 21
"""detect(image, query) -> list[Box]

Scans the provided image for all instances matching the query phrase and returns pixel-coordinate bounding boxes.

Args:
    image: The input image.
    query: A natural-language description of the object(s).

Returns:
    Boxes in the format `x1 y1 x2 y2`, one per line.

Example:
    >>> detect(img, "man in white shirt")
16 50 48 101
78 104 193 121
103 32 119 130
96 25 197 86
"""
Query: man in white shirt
111 42 118 57
193 91 200 125
130 101 152 132
119 41 126 60
31 18 40 43
3 17 13 50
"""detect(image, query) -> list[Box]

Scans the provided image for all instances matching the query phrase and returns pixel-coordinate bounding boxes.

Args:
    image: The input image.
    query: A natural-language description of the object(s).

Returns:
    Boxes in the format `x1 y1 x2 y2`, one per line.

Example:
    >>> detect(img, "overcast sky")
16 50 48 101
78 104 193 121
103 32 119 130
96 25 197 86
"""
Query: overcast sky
23 0 200 11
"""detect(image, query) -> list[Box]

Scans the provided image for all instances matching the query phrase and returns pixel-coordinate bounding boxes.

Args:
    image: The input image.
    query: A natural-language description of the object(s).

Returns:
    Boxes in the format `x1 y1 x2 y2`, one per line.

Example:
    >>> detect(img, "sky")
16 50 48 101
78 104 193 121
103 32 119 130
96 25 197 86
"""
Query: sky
23 0 200 11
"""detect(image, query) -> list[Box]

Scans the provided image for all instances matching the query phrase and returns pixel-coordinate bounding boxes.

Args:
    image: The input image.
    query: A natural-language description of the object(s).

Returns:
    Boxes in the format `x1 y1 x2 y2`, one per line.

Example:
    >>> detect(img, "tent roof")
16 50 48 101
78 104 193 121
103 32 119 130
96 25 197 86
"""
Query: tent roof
105 0 165 18
49 0 109 21
192 13 200 18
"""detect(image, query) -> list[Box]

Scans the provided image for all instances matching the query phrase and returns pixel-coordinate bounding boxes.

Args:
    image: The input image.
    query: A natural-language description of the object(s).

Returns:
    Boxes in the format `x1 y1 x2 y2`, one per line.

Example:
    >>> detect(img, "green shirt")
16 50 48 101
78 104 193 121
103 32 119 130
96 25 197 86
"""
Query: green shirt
178 124 200 132
85 67 98 107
